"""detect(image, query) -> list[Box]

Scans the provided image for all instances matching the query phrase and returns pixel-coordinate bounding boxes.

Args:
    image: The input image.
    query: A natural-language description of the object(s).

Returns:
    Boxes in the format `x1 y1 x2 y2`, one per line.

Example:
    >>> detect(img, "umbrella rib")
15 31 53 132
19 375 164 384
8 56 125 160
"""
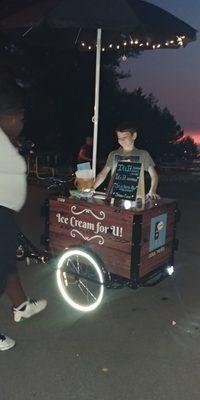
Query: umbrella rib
75 27 82 45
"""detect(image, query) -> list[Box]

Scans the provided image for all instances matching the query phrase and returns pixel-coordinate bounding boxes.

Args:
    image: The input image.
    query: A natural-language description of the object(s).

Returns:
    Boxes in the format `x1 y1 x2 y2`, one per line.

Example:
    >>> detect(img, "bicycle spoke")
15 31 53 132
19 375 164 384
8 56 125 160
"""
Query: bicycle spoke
67 258 79 273
78 279 97 301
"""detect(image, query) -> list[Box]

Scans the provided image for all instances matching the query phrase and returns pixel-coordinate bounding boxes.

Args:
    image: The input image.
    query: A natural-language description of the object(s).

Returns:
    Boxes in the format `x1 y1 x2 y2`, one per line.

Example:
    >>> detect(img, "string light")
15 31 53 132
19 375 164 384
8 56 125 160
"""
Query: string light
80 34 187 53
122 54 127 61
177 35 184 46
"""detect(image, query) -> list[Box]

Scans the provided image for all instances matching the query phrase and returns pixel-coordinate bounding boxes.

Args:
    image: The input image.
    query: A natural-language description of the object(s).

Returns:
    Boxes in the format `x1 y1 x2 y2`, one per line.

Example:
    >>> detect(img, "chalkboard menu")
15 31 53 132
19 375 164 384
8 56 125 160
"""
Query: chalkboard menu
109 161 142 201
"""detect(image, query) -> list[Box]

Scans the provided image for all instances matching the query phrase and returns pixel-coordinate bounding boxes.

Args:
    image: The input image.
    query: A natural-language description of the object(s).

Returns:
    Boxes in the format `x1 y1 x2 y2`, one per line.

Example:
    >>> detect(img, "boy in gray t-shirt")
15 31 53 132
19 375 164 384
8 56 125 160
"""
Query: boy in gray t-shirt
94 124 159 199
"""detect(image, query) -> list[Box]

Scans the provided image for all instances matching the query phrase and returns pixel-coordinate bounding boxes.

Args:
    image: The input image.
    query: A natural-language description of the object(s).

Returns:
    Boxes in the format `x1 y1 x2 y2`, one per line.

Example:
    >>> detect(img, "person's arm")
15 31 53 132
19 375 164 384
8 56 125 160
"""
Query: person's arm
0 133 26 175
93 165 111 190
146 166 159 199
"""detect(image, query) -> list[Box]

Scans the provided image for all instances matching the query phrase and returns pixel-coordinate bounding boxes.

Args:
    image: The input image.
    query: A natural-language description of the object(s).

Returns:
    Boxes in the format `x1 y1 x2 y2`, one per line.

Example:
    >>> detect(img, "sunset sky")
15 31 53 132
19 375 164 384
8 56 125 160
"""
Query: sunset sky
120 0 200 144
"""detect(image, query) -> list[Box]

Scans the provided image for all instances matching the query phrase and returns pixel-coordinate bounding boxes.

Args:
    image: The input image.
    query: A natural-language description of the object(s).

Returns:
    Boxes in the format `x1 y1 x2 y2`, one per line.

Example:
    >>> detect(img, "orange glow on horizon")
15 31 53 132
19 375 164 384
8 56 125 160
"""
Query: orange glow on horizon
184 130 200 145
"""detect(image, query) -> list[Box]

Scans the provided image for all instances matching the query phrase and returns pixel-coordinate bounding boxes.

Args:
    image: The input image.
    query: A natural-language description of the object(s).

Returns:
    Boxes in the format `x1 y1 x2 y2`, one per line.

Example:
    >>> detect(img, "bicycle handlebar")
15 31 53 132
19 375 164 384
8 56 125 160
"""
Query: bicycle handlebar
46 174 75 190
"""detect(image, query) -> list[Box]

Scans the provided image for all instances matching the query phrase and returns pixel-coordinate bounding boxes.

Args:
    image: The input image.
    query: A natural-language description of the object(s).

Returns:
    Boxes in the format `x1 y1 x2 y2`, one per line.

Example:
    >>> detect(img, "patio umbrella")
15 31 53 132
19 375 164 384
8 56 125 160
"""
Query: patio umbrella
0 0 197 175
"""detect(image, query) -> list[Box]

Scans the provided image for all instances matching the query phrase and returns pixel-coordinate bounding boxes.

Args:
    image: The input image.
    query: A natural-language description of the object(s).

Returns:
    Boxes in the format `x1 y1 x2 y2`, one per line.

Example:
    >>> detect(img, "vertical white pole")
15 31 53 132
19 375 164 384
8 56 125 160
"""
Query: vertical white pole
92 28 102 178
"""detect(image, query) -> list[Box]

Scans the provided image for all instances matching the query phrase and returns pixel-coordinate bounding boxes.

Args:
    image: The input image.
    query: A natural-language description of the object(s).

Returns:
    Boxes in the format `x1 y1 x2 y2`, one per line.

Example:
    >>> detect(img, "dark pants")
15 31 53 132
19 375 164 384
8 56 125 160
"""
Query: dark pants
0 206 17 296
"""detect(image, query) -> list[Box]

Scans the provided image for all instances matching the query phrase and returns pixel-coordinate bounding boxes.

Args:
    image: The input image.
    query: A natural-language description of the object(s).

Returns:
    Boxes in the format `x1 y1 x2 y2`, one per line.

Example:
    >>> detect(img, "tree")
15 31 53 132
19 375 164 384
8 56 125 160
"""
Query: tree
0 34 192 163
98 87 184 160
173 136 197 160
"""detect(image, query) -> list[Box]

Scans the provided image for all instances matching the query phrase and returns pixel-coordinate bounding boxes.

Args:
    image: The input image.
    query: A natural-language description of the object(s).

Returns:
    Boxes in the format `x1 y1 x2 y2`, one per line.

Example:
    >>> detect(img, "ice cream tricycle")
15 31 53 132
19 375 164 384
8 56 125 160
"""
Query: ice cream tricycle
18 162 179 312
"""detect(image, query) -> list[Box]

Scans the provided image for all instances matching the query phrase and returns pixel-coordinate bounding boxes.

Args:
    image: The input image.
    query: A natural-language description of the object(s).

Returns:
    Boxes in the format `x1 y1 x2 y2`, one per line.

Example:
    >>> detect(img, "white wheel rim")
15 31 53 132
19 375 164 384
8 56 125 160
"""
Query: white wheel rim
57 249 104 312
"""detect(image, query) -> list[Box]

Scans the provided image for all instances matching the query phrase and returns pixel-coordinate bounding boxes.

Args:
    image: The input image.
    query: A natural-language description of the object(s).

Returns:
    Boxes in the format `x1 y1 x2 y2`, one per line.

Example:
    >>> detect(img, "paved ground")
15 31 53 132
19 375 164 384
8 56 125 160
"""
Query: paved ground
1 180 200 400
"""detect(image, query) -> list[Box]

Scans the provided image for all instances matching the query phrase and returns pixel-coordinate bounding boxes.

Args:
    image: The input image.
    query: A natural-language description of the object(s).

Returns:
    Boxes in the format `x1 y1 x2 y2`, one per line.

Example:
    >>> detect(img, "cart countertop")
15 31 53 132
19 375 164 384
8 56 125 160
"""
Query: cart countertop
51 195 176 216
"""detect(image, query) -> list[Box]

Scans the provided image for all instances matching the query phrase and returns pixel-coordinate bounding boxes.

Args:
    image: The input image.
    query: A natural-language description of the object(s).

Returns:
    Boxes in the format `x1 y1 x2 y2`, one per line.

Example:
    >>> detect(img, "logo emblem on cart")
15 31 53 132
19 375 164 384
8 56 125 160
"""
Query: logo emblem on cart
149 213 167 253
71 206 105 220
70 230 104 245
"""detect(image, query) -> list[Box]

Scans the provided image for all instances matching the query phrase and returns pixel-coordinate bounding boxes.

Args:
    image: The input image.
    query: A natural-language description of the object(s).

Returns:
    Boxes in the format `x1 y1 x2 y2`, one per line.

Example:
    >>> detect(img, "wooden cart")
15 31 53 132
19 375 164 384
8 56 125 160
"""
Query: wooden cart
47 196 179 311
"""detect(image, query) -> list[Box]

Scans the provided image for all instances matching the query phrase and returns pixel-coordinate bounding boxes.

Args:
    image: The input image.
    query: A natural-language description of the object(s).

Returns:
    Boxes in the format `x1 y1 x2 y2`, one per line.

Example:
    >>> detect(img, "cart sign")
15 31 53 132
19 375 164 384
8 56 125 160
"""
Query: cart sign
55 206 123 246
149 213 167 252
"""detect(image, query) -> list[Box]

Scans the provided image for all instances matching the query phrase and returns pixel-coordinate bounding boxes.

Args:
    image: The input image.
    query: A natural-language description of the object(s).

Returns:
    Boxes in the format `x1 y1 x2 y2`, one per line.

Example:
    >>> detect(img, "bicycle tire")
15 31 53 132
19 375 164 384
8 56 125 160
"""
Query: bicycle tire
56 247 105 312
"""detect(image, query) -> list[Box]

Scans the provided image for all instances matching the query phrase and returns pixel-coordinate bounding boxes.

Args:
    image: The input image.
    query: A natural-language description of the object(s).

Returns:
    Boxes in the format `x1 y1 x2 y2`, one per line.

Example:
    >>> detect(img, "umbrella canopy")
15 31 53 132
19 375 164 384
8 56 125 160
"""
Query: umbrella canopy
0 0 197 175
0 0 197 49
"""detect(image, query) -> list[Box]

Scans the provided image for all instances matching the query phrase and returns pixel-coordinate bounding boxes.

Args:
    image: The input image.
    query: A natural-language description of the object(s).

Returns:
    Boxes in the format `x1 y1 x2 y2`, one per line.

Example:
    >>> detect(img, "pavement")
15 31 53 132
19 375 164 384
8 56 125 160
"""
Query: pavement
1 180 200 400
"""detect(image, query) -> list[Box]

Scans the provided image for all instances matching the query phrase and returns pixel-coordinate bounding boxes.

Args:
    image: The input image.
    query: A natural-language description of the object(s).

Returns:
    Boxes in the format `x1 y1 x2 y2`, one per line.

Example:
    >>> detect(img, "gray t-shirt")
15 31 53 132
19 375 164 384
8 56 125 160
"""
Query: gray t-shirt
105 147 155 175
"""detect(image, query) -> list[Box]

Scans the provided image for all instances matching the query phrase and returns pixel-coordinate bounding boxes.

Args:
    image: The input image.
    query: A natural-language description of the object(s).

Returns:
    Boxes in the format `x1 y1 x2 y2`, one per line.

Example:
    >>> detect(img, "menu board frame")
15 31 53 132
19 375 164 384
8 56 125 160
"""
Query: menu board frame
107 160 145 207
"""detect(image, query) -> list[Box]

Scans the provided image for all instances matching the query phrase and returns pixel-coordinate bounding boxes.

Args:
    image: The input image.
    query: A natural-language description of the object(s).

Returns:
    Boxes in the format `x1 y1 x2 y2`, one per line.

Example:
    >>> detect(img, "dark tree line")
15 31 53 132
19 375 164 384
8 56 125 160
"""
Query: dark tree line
0 37 197 164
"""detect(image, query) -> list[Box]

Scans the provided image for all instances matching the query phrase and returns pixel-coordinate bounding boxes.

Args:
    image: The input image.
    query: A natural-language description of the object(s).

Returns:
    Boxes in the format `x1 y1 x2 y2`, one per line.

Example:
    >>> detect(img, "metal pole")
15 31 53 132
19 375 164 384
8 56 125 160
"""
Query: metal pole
92 28 102 178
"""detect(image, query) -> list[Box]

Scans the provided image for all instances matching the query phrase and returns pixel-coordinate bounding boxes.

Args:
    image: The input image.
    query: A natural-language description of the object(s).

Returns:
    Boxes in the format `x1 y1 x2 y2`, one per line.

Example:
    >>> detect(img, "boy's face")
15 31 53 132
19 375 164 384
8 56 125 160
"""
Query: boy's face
117 131 137 150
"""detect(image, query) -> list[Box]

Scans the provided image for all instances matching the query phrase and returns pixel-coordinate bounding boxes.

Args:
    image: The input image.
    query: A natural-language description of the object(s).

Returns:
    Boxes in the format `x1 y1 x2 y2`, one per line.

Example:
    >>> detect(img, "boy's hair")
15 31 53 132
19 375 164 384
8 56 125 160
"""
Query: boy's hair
0 86 24 116
115 122 137 135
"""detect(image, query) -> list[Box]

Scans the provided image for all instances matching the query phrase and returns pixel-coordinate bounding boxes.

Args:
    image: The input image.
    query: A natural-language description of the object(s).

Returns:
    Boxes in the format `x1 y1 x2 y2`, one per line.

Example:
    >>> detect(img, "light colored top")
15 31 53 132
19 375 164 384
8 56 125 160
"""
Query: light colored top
105 147 155 175
0 127 27 212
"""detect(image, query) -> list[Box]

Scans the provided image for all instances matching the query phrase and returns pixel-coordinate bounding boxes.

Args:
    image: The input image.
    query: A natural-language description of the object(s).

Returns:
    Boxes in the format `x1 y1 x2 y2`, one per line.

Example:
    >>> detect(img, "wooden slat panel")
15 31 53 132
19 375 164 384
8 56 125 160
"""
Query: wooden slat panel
138 202 176 278
139 244 173 278
49 198 133 278
48 197 177 281
50 234 132 279
94 247 132 279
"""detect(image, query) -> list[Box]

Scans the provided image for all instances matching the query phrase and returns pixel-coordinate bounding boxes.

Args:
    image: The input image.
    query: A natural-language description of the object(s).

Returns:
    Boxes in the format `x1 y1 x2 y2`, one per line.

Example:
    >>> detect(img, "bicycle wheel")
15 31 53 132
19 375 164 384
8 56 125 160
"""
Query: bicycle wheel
56 248 105 312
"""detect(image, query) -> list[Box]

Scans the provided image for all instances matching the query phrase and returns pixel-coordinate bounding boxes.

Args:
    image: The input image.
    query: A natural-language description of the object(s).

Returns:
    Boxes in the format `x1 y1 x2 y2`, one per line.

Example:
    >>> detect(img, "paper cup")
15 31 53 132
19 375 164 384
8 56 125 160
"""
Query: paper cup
75 177 94 191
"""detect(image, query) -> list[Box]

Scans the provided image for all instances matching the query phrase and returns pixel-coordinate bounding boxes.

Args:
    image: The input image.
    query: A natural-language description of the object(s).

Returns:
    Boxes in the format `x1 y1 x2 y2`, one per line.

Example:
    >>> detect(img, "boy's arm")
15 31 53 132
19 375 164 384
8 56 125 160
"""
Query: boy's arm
146 166 159 199
93 165 111 190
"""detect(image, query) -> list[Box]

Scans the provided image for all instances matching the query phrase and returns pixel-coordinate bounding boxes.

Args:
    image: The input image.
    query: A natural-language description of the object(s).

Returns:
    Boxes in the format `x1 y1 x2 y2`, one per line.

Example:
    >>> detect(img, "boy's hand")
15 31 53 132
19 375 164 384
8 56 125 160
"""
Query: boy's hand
145 191 160 200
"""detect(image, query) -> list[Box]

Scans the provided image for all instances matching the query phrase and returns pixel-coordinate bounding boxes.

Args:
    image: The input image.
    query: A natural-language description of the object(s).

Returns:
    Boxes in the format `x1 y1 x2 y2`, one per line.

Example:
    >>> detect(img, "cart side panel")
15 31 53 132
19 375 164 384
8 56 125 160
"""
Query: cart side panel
49 198 134 279
138 202 177 278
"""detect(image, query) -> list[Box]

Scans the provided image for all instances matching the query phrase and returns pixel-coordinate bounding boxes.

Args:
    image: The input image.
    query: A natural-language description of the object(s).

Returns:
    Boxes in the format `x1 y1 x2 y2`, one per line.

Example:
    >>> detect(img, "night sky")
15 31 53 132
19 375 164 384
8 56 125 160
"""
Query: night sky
120 0 200 144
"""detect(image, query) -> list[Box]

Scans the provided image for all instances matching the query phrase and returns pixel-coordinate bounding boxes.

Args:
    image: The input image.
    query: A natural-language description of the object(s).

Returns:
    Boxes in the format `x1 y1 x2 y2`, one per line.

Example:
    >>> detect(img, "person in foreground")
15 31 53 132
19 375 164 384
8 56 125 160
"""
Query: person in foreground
93 124 159 199
0 88 47 351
